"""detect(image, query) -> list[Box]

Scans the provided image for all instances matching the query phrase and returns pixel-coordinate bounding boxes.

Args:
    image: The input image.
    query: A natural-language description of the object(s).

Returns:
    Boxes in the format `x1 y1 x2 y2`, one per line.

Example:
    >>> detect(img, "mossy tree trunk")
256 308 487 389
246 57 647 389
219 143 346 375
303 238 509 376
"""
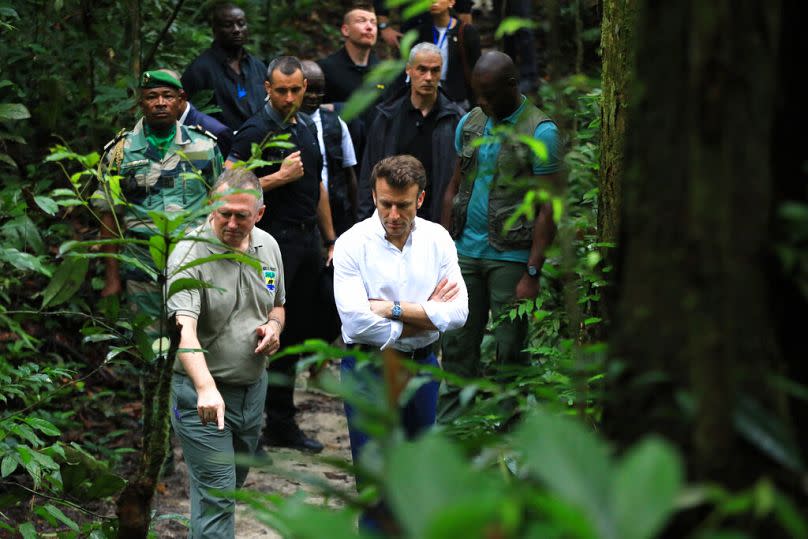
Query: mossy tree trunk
604 1 808 526
598 0 637 328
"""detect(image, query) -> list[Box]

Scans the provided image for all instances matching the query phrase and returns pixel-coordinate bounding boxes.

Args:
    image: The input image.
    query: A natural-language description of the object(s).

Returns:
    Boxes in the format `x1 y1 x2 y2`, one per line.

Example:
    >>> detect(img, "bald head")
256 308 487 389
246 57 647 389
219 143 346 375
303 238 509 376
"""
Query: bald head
471 51 521 121
301 60 324 85
472 51 519 85
300 60 326 114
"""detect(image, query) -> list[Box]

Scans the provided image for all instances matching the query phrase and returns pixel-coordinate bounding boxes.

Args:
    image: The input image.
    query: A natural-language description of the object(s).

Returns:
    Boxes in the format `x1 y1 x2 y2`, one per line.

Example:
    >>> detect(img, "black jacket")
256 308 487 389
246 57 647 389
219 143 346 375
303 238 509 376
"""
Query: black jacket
183 103 233 157
358 87 464 222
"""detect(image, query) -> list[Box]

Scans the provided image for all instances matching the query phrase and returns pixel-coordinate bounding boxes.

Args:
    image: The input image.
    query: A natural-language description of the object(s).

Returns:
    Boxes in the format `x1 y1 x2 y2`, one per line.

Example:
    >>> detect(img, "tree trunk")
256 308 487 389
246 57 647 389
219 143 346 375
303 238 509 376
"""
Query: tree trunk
128 0 141 82
597 0 637 328
605 2 807 526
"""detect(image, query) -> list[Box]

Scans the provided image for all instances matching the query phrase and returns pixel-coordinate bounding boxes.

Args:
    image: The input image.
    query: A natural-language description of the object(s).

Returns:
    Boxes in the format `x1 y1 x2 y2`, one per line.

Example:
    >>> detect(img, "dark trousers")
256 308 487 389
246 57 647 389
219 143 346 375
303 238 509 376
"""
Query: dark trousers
340 353 440 533
264 222 322 431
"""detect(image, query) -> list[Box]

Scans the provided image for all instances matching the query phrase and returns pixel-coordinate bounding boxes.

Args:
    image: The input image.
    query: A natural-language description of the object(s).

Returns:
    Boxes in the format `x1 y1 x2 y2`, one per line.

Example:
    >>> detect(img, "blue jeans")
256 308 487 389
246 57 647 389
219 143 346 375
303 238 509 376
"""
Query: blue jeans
340 353 440 534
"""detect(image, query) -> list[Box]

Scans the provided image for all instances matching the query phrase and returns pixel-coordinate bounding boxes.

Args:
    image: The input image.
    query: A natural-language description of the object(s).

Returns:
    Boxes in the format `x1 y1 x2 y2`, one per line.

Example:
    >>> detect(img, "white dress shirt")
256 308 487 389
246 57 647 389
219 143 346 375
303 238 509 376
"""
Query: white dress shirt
311 108 357 191
333 212 469 351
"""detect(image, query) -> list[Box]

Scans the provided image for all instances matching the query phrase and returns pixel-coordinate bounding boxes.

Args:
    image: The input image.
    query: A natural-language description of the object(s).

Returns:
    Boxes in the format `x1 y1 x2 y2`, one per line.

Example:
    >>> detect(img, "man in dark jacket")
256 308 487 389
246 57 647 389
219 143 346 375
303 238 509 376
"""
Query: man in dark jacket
182 3 267 131
358 43 463 223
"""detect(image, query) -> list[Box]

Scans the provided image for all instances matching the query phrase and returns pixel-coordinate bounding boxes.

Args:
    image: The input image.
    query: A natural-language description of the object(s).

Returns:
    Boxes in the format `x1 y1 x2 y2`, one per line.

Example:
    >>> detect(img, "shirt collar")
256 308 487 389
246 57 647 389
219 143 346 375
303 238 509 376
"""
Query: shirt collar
264 103 295 128
499 95 529 126
211 41 253 67
129 118 190 151
369 210 418 246
179 102 191 124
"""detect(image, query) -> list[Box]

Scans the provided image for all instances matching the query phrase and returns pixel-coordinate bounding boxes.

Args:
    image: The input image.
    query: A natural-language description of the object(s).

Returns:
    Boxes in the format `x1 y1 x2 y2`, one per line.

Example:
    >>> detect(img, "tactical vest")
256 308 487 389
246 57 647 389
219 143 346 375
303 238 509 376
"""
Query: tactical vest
256 108 323 227
451 104 552 251
320 108 353 236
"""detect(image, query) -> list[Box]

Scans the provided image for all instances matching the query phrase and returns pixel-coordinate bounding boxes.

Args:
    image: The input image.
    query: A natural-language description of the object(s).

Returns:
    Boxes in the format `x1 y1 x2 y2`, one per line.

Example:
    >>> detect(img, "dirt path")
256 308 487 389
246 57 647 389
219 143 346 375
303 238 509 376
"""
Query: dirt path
151 371 354 537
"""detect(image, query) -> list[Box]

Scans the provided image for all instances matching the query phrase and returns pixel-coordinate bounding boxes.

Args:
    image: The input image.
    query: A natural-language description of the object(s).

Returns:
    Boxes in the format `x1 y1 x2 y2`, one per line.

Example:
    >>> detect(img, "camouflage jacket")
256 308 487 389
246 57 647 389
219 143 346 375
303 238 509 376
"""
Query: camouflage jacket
95 119 223 236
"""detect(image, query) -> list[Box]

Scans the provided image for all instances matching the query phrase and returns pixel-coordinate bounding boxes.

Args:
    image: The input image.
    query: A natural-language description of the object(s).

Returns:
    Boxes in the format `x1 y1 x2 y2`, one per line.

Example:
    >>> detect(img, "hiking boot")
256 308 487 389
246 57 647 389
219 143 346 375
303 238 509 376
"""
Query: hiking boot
263 425 324 454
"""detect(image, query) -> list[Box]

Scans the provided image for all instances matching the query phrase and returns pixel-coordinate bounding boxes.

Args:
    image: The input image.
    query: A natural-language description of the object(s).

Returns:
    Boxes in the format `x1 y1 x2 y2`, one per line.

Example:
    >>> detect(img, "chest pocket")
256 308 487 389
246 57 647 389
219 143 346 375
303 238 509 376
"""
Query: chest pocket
119 160 156 205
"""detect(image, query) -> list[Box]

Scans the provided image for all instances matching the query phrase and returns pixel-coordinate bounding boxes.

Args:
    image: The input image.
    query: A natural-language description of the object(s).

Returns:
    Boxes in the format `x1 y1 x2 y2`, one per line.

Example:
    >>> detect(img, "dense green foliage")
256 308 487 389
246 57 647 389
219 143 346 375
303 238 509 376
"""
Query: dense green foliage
2 0 806 537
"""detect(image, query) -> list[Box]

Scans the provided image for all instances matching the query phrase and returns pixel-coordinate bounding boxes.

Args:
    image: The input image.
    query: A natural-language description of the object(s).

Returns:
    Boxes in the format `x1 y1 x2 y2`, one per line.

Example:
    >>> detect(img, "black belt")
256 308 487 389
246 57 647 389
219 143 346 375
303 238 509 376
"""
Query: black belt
355 343 434 361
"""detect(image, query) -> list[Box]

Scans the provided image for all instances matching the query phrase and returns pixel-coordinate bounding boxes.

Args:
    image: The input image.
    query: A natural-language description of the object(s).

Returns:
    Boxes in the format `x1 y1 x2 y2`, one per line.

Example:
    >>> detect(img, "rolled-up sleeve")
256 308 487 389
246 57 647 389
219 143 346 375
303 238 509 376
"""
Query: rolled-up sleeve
421 231 468 332
333 237 403 349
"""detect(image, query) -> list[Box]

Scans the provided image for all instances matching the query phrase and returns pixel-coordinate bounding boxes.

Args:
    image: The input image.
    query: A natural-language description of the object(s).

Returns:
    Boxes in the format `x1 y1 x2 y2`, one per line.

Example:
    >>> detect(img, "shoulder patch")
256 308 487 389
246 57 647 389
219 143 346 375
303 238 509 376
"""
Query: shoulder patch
103 128 128 151
188 124 218 141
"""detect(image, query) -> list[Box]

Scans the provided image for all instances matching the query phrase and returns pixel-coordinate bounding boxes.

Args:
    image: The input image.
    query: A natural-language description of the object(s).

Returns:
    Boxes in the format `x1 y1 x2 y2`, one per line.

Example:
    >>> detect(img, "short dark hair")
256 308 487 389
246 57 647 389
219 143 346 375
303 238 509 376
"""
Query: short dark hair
209 1 242 27
266 56 303 83
370 155 426 192
343 3 375 24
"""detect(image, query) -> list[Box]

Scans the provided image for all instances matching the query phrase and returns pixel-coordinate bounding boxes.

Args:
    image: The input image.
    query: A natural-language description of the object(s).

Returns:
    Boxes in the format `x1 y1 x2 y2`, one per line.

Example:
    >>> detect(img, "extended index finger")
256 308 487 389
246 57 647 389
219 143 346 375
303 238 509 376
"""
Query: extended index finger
216 404 225 431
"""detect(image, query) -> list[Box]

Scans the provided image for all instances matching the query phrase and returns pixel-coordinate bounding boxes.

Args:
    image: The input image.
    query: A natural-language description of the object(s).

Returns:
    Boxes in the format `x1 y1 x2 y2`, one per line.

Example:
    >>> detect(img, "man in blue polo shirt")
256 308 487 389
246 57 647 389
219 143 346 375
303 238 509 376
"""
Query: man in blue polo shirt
441 51 561 383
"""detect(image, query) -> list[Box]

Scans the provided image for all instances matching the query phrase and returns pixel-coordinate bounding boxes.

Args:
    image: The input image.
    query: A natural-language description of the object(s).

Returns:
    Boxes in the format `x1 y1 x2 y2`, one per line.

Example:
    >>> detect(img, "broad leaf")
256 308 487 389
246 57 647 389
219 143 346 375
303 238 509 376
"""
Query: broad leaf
513 410 615 538
33 195 58 216
149 234 167 270
41 256 89 308
168 277 224 298
613 437 682 539
0 103 30 121
386 434 506 539
25 418 61 437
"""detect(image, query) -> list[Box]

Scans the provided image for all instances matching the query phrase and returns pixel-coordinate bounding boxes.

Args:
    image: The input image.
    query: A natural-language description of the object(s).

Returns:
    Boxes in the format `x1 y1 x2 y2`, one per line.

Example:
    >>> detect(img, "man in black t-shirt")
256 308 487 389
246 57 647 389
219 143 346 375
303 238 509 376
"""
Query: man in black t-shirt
182 2 267 131
317 3 384 175
228 56 337 454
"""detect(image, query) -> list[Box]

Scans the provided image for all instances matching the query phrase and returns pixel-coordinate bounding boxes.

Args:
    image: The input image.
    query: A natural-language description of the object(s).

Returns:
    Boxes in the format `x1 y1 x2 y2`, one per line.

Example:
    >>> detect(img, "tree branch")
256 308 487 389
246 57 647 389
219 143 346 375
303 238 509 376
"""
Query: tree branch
142 0 188 71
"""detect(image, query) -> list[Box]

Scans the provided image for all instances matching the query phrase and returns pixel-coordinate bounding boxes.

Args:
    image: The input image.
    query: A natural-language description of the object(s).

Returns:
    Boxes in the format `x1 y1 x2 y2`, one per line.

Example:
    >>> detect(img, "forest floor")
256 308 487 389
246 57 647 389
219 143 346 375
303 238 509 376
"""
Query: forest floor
151 368 354 538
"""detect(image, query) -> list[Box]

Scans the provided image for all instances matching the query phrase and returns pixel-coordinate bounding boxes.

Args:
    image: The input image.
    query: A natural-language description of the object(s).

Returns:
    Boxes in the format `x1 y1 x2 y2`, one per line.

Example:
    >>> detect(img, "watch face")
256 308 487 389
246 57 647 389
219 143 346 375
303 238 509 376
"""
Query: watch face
527 265 538 277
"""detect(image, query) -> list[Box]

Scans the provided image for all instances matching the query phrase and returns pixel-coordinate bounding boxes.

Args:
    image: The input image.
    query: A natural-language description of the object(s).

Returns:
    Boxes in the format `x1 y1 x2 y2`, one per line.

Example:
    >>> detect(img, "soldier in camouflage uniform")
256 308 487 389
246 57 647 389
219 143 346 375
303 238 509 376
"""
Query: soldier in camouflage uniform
95 70 223 339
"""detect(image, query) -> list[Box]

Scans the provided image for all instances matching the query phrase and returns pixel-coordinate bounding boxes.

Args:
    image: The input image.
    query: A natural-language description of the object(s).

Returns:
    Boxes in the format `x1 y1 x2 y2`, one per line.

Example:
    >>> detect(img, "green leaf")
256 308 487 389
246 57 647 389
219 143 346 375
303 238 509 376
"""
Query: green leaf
495 16 538 40
613 438 682 539
18 522 37 539
386 434 506 539
43 503 79 531
0 247 52 276
0 153 17 169
734 396 804 472
168 277 224 298
83 333 119 344
25 418 61 437
1 454 18 477
341 87 384 123
33 195 59 216
514 410 615 538
149 235 167 271
401 0 431 21
173 252 262 275
0 103 31 121
41 256 89 308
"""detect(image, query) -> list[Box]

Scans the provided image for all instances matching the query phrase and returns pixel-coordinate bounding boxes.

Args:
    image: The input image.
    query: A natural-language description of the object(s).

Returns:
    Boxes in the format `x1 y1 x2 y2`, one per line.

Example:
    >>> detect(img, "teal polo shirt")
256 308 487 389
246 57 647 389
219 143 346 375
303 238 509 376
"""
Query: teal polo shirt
454 97 561 263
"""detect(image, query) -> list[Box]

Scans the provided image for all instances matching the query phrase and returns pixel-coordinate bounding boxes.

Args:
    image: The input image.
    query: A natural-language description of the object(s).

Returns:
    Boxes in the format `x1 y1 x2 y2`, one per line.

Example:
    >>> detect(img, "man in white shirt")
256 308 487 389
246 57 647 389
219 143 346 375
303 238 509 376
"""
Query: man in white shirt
333 154 468 530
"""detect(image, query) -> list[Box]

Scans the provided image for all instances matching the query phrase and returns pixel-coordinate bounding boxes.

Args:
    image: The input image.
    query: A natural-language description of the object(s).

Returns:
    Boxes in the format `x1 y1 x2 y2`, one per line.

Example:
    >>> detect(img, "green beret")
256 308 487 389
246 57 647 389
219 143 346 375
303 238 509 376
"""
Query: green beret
140 70 183 90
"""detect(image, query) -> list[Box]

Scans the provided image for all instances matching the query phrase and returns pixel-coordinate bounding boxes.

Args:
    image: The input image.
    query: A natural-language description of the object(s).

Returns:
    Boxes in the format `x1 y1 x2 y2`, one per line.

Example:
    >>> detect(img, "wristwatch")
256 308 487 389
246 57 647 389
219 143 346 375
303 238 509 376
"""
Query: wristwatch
526 265 539 278
378 22 389 30
391 301 402 320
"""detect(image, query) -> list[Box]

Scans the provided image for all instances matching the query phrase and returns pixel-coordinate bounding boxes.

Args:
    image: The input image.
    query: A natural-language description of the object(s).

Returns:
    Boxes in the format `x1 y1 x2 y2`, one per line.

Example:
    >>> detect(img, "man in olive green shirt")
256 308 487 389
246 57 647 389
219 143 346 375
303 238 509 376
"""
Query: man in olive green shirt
167 168 285 539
